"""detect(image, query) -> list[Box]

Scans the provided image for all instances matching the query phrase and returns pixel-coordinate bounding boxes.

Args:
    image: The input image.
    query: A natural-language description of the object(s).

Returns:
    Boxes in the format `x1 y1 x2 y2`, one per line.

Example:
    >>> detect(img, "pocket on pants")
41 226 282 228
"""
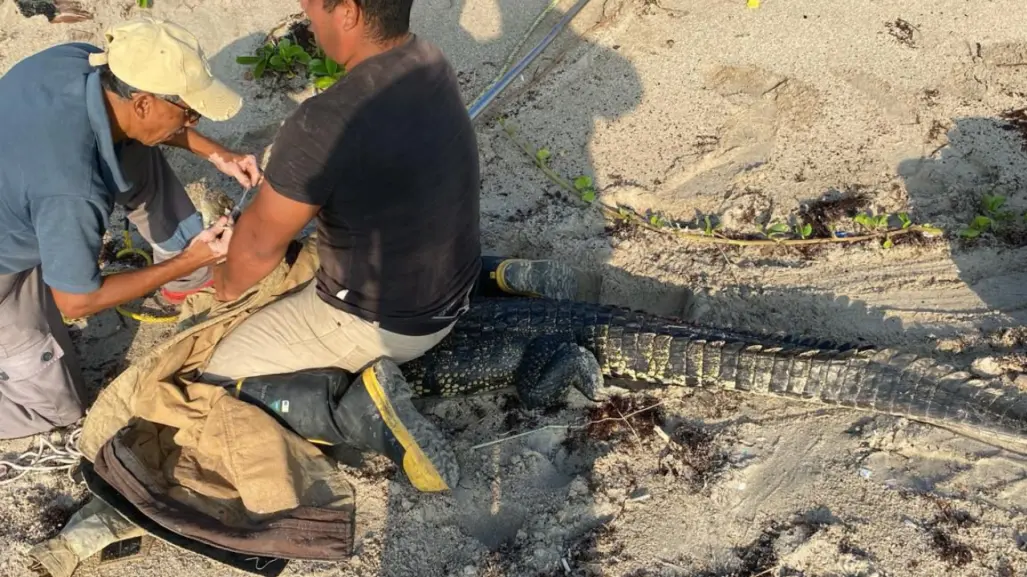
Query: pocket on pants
0 332 81 424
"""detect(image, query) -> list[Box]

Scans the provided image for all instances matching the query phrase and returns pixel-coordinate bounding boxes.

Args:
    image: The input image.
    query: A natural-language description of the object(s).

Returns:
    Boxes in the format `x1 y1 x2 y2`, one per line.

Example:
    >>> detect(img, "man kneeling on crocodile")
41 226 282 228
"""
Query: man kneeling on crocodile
202 0 576 492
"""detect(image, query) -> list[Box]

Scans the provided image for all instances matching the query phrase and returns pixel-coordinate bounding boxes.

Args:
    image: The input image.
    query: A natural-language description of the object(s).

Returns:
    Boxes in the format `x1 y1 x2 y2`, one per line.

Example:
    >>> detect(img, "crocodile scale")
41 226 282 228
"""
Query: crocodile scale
400 298 1027 446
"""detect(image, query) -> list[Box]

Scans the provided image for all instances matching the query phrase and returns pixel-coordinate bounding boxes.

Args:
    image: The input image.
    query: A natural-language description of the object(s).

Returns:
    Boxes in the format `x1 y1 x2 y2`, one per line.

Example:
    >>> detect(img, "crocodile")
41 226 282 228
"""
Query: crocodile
398 296 1027 448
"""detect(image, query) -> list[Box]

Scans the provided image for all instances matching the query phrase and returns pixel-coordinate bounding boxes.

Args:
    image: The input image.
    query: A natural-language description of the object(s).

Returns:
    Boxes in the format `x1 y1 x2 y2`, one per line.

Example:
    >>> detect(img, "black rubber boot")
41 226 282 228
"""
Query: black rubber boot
332 359 460 492
477 256 579 301
227 367 352 446
219 360 459 493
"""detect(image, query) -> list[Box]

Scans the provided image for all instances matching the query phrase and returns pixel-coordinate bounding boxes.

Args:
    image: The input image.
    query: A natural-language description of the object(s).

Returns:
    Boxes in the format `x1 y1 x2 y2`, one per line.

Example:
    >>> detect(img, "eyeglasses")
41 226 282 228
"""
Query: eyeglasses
163 96 201 125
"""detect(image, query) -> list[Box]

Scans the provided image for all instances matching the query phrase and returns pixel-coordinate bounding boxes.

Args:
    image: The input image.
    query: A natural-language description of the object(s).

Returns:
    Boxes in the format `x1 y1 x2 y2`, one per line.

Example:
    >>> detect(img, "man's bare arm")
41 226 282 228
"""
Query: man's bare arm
163 127 223 158
165 128 262 189
51 237 220 320
214 180 319 302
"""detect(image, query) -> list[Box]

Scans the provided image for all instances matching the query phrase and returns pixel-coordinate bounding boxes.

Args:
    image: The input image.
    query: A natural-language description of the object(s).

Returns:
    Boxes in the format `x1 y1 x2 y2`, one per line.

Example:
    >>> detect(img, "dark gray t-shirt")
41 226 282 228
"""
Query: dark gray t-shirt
0 43 201 294
263 35 481 336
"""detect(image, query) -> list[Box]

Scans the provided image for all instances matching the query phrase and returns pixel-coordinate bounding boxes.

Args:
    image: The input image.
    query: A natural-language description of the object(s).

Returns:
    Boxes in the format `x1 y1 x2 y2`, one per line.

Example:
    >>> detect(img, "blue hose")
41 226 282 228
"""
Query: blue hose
467 0 595 121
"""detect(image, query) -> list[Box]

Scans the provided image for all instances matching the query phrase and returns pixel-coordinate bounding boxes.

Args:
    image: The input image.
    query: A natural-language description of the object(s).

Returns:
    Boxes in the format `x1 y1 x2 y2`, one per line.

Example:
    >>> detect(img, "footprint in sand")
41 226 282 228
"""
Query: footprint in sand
659 64 821 200
951 40 1027 101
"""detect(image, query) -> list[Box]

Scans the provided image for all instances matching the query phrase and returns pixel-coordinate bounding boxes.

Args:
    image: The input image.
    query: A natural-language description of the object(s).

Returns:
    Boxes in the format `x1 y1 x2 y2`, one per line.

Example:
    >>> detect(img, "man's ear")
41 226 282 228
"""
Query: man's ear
334 0 360 31
131 93 154 120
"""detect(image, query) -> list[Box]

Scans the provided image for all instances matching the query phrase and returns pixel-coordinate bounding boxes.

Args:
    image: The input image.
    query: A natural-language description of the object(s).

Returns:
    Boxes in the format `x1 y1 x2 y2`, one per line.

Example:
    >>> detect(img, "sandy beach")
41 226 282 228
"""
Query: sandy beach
2 0 1027 575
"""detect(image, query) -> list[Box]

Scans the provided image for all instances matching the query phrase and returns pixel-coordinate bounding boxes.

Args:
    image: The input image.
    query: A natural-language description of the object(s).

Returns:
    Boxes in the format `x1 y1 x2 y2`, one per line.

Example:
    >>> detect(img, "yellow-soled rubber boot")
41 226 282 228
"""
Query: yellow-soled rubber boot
334 359 459 492
479 256 579 300
216 362 459 493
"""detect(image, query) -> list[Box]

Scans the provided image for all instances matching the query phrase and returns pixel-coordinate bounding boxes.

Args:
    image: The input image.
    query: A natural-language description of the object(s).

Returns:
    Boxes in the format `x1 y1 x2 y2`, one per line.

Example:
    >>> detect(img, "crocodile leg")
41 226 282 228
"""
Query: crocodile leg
514 335 605 408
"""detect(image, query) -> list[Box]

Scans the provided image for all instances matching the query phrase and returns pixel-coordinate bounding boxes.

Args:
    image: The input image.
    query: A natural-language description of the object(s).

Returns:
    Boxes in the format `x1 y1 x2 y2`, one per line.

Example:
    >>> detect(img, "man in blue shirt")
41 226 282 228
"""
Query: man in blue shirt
0 17 258 439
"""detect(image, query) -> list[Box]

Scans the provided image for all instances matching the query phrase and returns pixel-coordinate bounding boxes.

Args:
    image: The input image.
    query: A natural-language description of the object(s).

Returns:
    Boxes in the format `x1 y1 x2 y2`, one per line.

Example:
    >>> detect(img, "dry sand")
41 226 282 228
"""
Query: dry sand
2 0 1027 575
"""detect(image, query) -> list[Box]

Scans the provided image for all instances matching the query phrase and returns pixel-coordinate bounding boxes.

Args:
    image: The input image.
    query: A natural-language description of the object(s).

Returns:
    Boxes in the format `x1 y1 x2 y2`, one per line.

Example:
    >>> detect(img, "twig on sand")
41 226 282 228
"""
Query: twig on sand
656 559 689 572
498 120 944 248
469 401 664 450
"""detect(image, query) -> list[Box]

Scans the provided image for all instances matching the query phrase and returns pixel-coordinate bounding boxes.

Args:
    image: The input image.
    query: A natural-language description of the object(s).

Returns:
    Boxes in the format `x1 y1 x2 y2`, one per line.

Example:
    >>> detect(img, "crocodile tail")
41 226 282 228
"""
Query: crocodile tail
592 321 1027 446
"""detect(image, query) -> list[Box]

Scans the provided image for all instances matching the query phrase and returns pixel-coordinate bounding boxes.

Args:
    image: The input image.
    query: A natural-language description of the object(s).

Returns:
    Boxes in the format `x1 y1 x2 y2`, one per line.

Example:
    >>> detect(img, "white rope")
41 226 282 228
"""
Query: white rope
0 426 83 486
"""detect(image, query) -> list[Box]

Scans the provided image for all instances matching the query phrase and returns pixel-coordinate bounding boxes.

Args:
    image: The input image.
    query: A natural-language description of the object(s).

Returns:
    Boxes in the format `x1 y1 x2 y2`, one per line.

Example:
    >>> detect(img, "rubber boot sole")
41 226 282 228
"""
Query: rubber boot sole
362 360 460 492
492 258 578 300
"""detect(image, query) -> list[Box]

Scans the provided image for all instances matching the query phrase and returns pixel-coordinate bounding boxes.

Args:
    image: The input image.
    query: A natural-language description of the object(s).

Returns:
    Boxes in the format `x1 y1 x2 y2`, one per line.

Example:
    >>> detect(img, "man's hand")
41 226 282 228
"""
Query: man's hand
163 128 263 189
214 179 318 302
208 151 263 189
186 215 234 266
51 217 233 320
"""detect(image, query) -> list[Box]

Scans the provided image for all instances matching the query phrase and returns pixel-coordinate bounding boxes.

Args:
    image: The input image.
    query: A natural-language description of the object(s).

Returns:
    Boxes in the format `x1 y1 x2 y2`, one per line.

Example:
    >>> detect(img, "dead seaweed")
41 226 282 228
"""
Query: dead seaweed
15 0 92 23
1000 107 1027 152
285 19 319 54
885 18 919 48
584 394 665 441
657 421 728 491
923 496 981 567
930 528 975 567
797 188 873 239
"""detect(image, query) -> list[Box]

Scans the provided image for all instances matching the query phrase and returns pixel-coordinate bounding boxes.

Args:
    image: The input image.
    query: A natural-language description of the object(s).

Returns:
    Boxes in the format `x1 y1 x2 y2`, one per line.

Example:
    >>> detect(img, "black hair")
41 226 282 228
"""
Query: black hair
97 64 178 102
323 0 413 41
97 64 139 99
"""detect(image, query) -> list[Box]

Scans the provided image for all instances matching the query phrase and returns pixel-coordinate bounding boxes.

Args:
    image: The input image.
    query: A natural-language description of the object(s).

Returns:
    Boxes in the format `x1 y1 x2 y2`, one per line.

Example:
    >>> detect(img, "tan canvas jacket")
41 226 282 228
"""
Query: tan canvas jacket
76 238 355 561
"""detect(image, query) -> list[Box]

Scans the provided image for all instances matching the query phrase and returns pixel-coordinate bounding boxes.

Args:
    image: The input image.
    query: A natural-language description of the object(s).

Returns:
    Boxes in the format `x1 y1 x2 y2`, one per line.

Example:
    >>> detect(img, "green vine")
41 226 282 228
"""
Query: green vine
500 119 944 248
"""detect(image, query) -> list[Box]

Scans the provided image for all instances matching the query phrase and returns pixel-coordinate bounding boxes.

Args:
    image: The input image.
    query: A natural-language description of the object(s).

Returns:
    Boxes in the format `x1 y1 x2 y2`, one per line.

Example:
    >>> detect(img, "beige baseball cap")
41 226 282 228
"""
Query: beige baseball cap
88 17 242 121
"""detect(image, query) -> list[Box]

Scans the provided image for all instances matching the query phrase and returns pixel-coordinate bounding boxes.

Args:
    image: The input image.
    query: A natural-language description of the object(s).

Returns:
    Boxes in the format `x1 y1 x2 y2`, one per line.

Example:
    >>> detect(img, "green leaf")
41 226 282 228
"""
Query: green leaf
801 223 813 238
876 214 890 229
326 59 341 75
269 54 285 69
882 237 894 249
959 227 981 239
970 215 992 231
573 176 594 192
766 222 790 235
581 189 596 203
982 194 1006 213
308 58 327 75
278 38 292 50
920 225 943 235
535 148 551 164
853 214 874 230
898 212 911 229
254 59 267 78
295 51 312 65
236 55 261 65
314 75 337 90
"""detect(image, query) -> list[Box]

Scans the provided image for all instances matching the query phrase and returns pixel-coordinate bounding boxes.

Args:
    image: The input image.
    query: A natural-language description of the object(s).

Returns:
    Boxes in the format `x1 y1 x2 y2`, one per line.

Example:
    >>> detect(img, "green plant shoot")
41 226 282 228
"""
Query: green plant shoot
703 215 723 237
764 221 790 240
535 147 551 165
309 56 345 90
237 38 311 79
573 175 597 203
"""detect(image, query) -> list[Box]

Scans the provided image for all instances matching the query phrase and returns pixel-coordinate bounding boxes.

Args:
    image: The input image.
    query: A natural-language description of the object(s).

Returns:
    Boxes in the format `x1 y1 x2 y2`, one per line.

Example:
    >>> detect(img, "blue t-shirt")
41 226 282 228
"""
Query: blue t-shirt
0 43 199 294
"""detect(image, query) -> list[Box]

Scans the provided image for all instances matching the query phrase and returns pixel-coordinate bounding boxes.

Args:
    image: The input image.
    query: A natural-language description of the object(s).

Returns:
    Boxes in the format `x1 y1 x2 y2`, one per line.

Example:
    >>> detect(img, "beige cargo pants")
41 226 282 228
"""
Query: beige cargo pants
0 142 210 440
203 281 455 380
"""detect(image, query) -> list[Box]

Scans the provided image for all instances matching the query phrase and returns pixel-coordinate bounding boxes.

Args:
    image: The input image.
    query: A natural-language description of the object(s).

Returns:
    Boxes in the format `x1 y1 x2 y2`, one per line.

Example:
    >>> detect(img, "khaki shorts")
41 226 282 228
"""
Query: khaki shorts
203 281 454 380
